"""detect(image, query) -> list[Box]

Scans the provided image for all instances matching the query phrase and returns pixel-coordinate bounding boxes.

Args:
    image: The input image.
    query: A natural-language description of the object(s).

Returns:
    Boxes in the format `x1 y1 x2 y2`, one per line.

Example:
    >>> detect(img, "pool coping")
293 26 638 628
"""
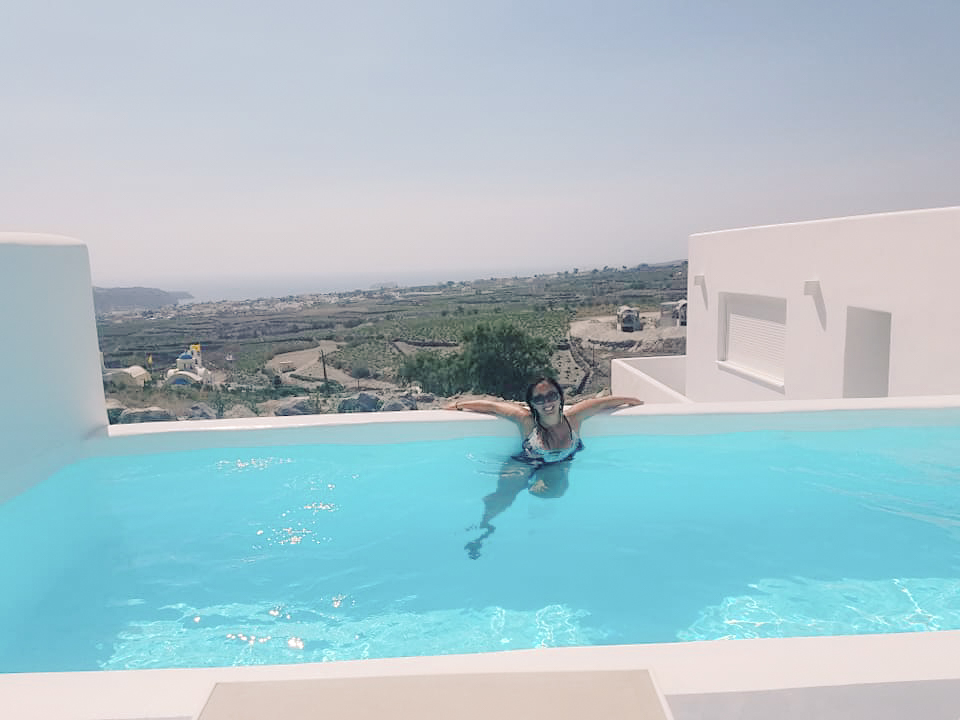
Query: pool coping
91 394 960 455
3 631 960 719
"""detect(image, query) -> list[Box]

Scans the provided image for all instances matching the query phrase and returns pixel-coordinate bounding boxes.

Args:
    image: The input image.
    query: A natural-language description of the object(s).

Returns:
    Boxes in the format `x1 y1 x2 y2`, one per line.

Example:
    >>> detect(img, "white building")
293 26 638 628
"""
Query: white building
100 352 151 388
612 206 960 403
165 344 211 386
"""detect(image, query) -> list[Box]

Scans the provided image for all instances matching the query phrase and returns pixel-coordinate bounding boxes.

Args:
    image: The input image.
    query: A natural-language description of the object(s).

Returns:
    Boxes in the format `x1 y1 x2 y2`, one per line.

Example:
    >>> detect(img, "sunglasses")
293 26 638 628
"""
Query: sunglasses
531 390 560 405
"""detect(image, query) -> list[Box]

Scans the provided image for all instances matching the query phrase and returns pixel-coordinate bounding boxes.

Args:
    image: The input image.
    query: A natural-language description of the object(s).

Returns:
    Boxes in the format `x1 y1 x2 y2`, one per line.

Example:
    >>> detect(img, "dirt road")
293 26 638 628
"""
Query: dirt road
570 313 684 349
267 343 399 391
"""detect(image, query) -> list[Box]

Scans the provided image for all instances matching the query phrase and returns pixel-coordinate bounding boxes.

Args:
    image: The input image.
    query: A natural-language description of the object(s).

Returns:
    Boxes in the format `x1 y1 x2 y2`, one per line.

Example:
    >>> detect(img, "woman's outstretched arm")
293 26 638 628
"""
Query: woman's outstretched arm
444 399 530 424
566 395 643 424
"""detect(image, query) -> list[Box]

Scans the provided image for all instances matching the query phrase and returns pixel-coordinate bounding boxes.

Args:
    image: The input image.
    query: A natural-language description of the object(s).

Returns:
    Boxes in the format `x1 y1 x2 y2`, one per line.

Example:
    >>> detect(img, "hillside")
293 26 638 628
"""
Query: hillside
93 286 194 313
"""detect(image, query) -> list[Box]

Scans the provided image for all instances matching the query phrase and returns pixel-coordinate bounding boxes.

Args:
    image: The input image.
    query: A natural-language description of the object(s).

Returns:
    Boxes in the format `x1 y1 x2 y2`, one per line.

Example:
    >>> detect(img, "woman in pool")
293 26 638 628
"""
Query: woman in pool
448 377 643 558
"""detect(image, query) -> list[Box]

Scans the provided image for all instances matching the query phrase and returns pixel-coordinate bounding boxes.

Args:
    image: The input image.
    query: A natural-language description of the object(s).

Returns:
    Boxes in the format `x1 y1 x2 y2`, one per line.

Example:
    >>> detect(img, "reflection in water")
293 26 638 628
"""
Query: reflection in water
465 458 571 559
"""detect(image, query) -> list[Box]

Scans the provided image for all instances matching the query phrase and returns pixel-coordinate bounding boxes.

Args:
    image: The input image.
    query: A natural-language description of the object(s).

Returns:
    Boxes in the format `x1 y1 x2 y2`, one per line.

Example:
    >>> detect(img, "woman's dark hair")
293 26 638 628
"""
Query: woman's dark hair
525 376 566 441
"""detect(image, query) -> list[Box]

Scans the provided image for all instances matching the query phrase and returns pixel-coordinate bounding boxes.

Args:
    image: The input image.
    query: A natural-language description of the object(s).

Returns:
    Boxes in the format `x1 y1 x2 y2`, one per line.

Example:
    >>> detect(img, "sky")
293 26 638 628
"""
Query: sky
1 1 958 293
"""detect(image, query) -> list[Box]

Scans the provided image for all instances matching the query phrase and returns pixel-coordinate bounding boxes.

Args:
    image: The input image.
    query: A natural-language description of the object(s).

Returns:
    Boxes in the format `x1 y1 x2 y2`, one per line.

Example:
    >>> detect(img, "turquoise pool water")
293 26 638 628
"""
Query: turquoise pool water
1 424 959 672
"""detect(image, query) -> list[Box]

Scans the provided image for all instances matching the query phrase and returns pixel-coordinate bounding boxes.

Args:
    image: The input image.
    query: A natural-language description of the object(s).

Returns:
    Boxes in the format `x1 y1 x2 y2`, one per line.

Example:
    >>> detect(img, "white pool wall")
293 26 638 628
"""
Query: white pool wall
81 394 960 461
0 233 108 503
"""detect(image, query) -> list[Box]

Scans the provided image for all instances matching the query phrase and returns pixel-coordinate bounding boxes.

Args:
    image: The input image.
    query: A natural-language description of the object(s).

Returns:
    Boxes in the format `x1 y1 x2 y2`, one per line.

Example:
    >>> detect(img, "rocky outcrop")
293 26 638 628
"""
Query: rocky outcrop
337 392 382 413
119 406 177 423
224 404 257 418
274 397 315 416
381 394 417 412
105 398 127 424
187 402 217 420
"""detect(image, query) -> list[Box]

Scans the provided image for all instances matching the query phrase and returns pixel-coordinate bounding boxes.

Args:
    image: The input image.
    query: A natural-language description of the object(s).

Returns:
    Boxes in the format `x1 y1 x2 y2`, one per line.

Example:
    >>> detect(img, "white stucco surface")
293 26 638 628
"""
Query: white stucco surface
4 630 960 720
627 207 960 403
611 356 690 404
0 233 108 502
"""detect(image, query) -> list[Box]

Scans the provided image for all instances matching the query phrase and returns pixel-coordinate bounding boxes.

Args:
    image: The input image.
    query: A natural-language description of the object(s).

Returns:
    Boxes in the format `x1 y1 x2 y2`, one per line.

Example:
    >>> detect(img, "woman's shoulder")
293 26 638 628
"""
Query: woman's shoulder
486 399 535 429
562 404 584 426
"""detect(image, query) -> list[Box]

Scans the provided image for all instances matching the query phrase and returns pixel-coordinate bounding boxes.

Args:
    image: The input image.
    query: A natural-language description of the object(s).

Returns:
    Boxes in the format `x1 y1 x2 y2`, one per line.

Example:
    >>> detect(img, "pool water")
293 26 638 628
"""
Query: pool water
1 425 959 672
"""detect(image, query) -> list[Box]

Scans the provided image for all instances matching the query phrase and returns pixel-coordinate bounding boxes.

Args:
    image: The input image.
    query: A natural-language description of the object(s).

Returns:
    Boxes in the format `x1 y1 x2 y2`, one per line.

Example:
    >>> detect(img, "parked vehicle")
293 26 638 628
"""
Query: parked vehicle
660 299 688 327
617 305 640 332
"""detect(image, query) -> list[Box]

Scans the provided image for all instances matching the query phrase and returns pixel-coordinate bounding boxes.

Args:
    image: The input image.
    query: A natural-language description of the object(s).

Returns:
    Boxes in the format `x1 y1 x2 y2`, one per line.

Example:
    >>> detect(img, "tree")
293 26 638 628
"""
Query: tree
396 349 465 396
212 389 227 419
351 362 371 379
459 321 554 400
397 321 554 400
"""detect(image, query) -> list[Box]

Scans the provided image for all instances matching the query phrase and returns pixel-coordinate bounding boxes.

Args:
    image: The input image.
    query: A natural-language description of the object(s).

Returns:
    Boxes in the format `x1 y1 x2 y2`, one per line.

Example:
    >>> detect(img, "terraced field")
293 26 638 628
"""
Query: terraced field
322 309 575 380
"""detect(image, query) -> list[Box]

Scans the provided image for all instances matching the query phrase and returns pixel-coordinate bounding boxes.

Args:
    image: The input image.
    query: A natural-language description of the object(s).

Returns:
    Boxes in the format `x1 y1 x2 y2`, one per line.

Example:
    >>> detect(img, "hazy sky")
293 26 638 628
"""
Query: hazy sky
2 1 958 289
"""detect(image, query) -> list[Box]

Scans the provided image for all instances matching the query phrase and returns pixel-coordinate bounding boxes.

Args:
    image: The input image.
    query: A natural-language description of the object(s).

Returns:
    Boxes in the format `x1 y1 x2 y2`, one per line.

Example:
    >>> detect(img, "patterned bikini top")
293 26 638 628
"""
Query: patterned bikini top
520 420 584 464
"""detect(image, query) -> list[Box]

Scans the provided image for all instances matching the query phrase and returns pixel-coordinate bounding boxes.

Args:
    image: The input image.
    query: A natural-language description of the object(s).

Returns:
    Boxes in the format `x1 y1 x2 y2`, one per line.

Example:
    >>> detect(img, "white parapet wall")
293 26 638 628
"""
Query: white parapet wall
0 233 108 502
610 356 691 404
685 206 960 402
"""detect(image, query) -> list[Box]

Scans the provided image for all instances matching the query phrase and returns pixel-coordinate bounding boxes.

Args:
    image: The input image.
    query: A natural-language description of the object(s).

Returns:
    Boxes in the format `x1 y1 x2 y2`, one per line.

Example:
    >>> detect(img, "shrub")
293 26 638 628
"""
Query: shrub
396 350 465 396
460 321 554 400
316 380 344 395
351 362 371 379
396 321 554 400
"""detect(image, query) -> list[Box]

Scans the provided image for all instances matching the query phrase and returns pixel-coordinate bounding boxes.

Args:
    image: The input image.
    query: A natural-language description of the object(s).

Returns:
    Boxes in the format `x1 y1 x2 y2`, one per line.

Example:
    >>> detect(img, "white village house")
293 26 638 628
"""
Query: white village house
99 352 150 388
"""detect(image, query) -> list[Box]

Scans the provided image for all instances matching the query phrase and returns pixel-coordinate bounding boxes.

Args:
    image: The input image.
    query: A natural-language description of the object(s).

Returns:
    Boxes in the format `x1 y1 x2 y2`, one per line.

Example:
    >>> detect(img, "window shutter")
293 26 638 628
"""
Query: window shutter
720 294 787 383
726 311 786 379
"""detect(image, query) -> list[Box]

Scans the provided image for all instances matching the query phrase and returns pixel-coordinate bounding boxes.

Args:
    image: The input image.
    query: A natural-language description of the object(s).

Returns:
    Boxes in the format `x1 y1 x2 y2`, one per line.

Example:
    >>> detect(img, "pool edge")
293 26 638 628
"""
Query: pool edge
3 631 960 719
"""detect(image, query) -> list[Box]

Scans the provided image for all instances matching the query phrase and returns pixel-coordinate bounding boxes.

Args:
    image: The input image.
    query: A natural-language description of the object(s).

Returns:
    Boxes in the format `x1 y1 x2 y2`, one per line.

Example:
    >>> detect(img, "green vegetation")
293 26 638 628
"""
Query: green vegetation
350 361 371 379
323 308 573 380
397 320 554 400
231 339 317 373
327 338 398 378
395 350 464 396
358 309 572 345
460 321 555 399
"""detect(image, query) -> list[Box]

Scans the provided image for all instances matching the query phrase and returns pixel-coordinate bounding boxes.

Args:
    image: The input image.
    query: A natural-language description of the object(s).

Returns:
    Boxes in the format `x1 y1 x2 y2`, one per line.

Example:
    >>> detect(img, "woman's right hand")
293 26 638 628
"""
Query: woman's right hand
529 478 548 494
